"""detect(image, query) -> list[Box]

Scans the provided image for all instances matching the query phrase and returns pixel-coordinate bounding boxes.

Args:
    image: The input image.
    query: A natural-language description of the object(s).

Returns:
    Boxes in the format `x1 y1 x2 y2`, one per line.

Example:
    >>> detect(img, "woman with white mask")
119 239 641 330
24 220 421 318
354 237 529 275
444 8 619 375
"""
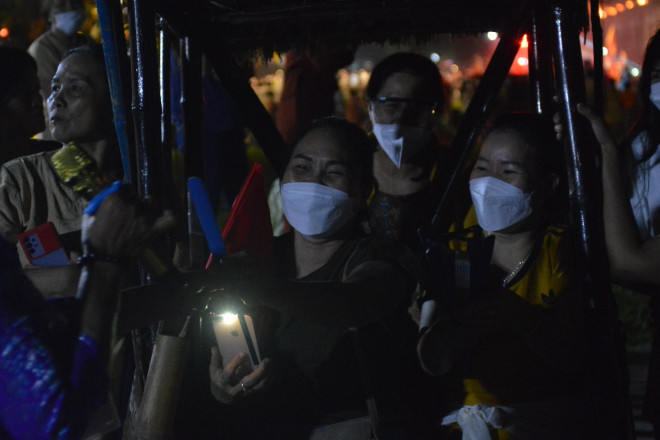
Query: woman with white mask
208 117 417 439
577 27 660 438
417 113 598 439
366 52 451 254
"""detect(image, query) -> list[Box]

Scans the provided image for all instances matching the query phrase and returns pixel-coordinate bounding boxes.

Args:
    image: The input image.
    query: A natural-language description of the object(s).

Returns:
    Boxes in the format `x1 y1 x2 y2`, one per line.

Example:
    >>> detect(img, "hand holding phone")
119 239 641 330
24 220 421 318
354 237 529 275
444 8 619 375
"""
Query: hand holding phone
211 312 261 368
18 222 69 266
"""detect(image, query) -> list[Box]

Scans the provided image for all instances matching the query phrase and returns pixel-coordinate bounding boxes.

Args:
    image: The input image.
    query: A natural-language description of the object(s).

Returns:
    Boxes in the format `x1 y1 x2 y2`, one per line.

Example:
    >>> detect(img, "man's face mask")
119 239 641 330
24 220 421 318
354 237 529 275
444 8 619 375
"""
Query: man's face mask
469 176 532 232
371 123 431 168
281 182 357 239
54 10 86 36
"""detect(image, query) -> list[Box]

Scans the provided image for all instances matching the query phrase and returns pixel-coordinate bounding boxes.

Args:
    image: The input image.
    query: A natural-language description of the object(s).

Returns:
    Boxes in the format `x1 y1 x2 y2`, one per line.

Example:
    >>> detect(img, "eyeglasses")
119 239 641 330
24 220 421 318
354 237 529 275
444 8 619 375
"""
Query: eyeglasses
369 97 438 125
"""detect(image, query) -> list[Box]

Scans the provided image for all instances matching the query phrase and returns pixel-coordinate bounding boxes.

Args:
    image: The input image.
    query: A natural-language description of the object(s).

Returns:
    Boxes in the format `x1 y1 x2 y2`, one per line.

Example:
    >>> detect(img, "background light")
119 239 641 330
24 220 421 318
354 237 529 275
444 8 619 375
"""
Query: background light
430 52 440 63
486 32 498 41
0 28 9 38
630 67 640 77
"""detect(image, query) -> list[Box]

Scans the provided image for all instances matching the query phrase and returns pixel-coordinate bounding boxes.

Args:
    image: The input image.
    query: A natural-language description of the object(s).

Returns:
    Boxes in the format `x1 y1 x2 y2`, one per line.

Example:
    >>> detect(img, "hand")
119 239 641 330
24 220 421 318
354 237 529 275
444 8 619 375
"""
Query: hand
552 111 563 141
209 347 272 404
82 186 175 262
575 103 618 152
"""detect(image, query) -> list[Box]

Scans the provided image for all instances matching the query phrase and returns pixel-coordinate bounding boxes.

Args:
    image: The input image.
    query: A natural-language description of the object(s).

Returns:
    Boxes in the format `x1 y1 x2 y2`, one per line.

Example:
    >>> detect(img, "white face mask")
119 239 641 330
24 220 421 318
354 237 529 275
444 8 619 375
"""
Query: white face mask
650 83 660 112
54 10 86 36
372 123 431 168
281 182 357 239
469 176 533 232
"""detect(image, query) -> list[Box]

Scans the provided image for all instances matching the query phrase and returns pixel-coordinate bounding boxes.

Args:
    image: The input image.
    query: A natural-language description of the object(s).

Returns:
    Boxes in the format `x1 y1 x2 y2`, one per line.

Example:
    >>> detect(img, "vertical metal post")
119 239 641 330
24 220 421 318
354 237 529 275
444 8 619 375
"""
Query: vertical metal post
428 26 523 235
179 36 205 180
178 36 207 270
159 18 174 207
528 1 555 115
590 0 604 115
551 1 633 438
128 0 162 202
96 0 134 183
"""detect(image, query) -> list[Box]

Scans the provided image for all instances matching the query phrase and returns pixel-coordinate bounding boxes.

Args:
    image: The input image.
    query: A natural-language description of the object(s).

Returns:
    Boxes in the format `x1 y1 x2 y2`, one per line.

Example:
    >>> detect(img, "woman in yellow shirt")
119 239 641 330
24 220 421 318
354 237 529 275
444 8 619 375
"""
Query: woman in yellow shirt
417 113 597 439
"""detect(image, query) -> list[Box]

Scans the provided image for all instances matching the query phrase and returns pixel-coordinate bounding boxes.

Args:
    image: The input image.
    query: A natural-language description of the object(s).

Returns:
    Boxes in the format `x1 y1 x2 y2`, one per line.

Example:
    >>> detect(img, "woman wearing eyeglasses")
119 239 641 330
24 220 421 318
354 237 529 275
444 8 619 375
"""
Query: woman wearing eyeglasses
366 52 452 254
364 52 454 438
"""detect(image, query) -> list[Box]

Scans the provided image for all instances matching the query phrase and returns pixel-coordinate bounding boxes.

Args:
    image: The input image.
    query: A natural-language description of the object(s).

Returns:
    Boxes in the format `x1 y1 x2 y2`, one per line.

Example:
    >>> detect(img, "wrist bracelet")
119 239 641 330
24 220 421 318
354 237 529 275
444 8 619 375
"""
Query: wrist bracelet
76 253 123 267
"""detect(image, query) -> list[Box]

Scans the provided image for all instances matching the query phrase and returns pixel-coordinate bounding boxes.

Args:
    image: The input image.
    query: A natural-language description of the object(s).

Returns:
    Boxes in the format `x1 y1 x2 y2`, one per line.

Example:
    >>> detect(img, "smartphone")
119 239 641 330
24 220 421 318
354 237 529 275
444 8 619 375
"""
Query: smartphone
18 222 69 266
211 313 261 368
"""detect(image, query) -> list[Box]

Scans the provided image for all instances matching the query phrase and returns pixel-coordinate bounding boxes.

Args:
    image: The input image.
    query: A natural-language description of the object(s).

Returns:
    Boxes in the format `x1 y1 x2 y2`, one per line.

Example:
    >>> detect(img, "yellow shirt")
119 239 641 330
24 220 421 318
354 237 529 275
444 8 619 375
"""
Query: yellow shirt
442 208 577 439
447 208 575 402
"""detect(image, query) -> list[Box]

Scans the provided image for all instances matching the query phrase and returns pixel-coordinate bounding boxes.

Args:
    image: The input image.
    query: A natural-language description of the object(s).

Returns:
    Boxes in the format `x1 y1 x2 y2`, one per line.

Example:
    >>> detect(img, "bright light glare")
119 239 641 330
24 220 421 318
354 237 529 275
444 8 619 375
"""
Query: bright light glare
517 57 529 67
520 34 528 48
637 0 648 5
599 8 607 18
349 72 360 88
603 47 609 56
486 32 498 41
630 67 640 77
0 28 8 38
625 0 634 7
220 313 238 325
430 52 440 63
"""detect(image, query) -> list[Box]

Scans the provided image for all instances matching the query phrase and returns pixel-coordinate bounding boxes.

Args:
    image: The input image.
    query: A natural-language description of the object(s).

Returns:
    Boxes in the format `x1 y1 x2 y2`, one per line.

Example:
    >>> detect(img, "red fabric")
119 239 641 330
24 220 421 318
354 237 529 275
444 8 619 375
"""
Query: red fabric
206 163 273 269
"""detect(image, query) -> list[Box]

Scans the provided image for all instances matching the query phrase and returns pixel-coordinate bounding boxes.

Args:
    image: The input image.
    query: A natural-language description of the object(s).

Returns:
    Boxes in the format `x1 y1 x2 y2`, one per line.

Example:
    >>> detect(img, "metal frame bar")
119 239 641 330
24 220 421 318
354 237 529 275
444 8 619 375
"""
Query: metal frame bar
551 2 633 437
96 0 135 184
128 0 162 202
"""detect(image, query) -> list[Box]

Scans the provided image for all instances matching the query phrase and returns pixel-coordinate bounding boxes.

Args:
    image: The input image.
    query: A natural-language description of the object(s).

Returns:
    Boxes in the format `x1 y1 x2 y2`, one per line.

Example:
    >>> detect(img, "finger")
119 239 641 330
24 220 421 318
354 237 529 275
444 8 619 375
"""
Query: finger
250 359 273 391
552 112 561 124
209 346 222 375
152 210 176 233
241 358 271 390
223 352 249 375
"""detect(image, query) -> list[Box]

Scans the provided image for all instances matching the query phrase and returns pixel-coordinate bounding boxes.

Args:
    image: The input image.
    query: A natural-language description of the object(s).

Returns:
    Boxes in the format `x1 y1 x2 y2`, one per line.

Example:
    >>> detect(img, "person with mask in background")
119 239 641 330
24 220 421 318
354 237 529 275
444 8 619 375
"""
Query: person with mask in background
417 113 597 439
206 117 417 439
576 27 660 438
28 0 90 140
0 45 59 165
365 53 455 436
366 52 452 255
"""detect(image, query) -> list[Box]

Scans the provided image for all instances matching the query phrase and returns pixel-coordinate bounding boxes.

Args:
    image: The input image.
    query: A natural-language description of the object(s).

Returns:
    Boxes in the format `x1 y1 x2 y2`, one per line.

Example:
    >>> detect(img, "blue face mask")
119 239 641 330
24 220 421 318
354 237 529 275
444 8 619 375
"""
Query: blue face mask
54 10 86 36
280 182 357 239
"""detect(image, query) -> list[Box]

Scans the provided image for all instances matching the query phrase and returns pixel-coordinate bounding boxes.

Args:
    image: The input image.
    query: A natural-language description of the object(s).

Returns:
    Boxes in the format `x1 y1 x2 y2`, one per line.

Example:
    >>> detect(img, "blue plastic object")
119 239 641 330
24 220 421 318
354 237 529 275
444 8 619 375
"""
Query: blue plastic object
187 177 227 257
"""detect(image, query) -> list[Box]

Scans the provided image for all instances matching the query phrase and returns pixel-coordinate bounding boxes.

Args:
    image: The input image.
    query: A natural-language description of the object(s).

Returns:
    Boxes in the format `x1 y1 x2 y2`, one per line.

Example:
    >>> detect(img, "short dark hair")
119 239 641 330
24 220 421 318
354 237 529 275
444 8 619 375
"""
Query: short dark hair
0 46 37 105
485 112 561 180
290 117 374 197
366 52 445 108
61 43 106 68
